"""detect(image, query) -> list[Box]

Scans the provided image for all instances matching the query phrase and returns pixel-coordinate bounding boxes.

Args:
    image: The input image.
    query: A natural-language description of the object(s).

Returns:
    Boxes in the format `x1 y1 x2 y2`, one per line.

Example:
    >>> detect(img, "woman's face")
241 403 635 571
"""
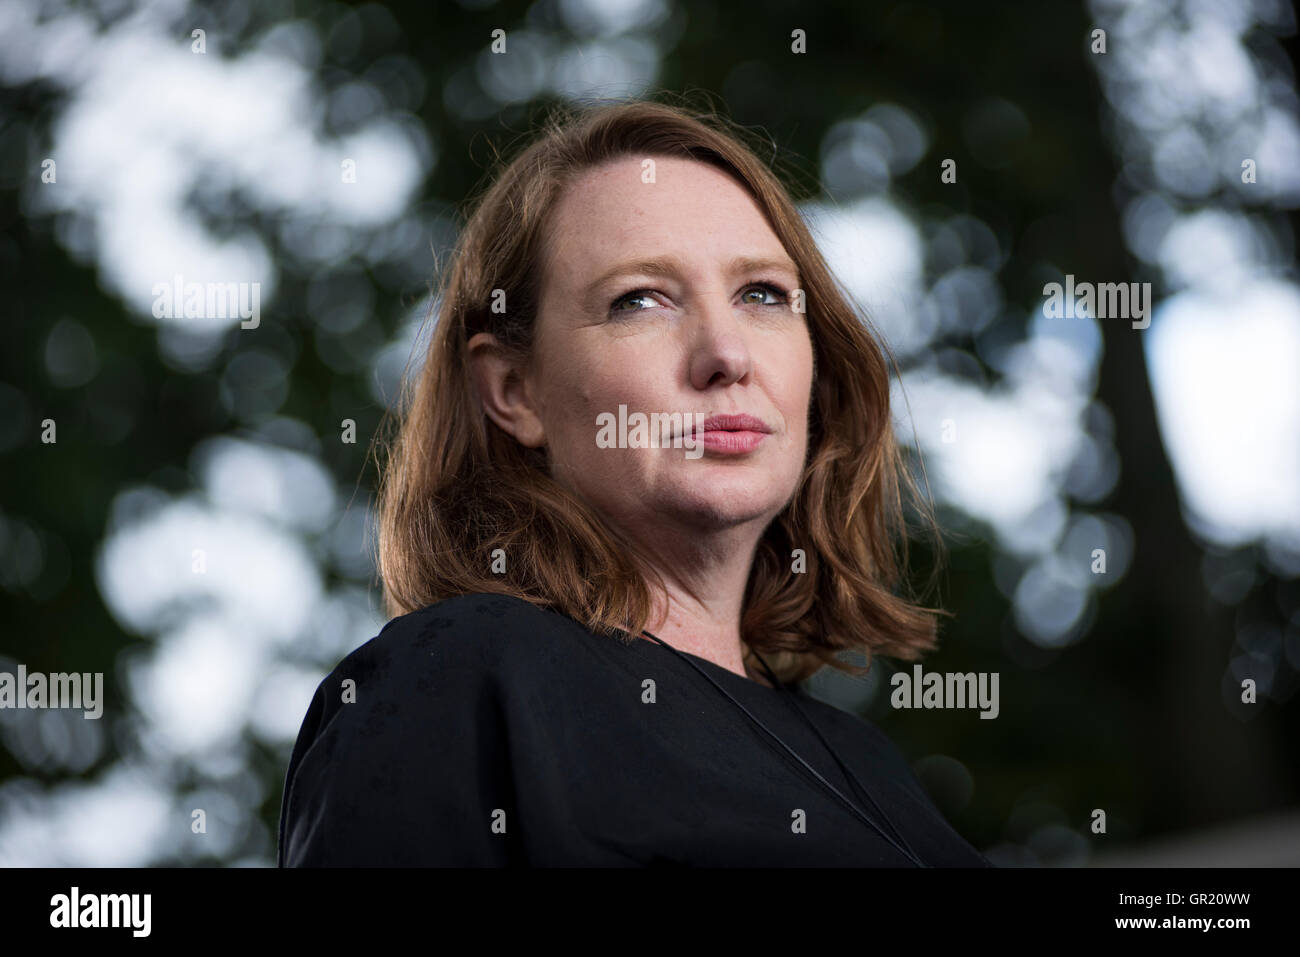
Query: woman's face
494 155 815 538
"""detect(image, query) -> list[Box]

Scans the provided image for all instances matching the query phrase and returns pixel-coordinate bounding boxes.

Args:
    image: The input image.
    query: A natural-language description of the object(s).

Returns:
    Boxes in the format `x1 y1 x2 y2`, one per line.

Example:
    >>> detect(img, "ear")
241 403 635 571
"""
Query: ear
466 332 546 448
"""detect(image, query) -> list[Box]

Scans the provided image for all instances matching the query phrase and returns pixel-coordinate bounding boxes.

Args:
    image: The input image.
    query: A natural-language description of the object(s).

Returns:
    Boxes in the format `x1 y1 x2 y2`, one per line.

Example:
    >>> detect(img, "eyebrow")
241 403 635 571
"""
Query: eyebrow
581 254 800 308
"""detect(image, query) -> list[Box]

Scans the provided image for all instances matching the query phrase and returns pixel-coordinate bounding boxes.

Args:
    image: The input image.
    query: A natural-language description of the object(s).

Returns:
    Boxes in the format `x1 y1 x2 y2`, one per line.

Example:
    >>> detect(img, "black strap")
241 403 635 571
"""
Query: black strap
638 629 927 867
750 649 924 863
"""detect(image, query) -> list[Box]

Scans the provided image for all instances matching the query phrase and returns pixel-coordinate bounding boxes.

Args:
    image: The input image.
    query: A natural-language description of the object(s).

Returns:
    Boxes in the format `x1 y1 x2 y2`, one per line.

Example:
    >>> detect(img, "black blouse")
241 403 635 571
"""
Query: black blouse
278 592 991 867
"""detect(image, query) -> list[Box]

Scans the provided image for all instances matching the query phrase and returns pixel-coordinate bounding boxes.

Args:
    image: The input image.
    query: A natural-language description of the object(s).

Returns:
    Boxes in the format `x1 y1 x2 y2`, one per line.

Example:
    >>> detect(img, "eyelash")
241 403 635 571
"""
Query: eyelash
608 280 792 317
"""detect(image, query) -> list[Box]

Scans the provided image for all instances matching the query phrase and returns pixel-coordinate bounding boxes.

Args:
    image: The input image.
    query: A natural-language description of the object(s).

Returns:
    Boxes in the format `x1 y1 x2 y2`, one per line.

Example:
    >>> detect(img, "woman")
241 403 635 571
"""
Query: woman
278 97 991 867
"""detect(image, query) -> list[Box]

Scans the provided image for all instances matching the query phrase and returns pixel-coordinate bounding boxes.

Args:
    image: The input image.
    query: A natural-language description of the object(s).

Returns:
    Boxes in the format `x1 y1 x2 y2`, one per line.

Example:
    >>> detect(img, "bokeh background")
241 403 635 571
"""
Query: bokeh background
1 0 1298 867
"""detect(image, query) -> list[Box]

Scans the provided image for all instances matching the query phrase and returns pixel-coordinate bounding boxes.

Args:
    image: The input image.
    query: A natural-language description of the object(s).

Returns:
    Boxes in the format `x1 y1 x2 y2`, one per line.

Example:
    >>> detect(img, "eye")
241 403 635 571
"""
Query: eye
607 281 792 318
740 281 790 306
608 289 661 316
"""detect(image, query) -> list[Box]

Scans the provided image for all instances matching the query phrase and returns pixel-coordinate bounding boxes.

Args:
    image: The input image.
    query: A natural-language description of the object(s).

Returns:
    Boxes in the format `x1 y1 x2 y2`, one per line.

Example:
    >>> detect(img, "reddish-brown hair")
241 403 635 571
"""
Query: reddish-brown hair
373 94 948 684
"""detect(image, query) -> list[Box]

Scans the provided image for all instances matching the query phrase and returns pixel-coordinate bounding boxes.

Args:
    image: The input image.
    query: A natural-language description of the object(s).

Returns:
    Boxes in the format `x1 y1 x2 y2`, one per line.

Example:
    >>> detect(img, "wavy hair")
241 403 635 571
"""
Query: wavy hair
373 93 948 684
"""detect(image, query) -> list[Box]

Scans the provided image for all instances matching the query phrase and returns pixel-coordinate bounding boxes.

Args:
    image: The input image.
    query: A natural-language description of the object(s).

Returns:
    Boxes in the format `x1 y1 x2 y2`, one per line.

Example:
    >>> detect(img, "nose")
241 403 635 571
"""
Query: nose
687 287 753 390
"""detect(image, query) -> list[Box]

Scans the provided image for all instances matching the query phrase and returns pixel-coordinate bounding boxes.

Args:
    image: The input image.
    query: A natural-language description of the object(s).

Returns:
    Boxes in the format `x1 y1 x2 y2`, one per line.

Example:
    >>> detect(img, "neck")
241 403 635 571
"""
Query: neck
603 496 774 686
620 520 770 685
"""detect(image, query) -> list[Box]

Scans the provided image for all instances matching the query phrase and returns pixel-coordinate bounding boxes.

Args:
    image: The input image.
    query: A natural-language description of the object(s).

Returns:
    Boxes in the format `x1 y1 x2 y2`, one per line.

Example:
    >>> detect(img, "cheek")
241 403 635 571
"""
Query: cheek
548 373 626 470
560 379 614 442
798 337 817 413
534 347 596 426
772 341 815 458
770 334 815 405
576 349 654 415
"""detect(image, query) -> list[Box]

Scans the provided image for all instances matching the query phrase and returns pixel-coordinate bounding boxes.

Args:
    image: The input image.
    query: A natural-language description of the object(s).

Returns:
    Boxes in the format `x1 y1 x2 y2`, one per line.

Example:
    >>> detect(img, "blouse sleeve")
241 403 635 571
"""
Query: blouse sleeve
278 612 520 866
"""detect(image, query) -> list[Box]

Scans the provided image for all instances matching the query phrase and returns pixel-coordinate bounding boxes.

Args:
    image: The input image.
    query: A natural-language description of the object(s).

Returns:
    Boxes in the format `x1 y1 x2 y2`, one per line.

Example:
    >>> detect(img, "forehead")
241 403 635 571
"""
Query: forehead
541 156 790 286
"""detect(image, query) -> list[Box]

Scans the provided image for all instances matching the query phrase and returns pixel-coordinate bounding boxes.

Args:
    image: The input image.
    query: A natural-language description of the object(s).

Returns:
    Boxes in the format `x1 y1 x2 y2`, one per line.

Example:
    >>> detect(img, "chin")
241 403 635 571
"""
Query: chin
667 490 782 528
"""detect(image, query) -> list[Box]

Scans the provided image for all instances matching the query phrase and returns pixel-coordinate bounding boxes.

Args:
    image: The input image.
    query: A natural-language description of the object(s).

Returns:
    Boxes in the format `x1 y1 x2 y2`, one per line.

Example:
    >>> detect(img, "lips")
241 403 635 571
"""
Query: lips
690 413 773 437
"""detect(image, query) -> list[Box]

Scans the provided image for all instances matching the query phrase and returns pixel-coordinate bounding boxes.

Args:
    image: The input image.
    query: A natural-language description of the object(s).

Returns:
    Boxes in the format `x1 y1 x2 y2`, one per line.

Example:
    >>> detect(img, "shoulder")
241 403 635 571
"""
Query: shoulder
333 591 565 684
279 592 556 865
285 592 568 781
